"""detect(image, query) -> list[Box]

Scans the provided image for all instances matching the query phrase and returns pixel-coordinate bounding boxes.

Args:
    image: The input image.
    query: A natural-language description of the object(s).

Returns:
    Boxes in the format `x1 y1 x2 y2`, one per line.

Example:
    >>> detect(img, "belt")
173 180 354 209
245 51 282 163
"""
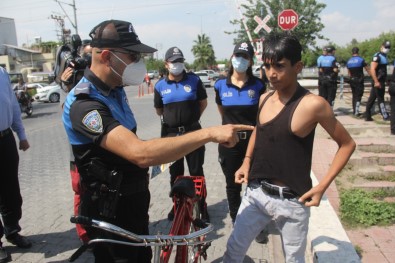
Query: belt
0 128 12 139
166 122 200 134
119 180 149 196
249 179 298 199
237 131 251 140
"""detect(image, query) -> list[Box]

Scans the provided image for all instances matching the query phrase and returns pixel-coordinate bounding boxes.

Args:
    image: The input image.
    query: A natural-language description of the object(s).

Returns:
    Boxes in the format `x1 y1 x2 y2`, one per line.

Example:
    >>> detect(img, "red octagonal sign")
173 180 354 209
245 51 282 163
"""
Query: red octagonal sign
278 9 298 30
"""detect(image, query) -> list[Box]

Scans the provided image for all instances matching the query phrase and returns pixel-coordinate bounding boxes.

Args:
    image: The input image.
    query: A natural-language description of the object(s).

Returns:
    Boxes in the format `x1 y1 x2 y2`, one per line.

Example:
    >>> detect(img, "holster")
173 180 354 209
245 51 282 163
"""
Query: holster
82 159 123 219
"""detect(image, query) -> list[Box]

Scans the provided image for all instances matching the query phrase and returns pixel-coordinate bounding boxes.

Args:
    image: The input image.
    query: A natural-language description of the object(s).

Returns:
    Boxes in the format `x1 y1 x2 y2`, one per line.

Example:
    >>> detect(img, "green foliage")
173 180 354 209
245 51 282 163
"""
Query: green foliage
227 0 326 49
191 34 216 70
145 57 166 75
340 188 395 227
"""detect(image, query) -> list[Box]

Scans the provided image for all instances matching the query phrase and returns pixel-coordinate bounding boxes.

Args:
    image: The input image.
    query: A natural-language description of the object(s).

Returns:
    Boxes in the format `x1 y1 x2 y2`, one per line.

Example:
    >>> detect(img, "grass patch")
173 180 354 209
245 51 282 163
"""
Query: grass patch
340 188 395 227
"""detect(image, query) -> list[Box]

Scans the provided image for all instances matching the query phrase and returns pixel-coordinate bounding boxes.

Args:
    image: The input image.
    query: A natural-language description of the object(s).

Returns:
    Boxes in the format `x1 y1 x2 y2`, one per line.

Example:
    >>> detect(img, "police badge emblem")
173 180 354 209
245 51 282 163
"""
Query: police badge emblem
82 110 103 133
248 89 256 98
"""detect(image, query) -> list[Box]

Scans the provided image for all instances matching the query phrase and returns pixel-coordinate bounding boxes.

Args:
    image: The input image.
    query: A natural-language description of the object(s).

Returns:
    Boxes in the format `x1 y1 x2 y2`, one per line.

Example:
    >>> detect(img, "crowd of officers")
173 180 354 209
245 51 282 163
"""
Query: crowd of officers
317 40 394 135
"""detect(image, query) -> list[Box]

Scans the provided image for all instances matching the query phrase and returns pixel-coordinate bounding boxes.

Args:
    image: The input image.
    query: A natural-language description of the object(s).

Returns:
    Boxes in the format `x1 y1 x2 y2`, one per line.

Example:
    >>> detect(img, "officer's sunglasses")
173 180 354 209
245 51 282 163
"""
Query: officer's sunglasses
97 49 141 62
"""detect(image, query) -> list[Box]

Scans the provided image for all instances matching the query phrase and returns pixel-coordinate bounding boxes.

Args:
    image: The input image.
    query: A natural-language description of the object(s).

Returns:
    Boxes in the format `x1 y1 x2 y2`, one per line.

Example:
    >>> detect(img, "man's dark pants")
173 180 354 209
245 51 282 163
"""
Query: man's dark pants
0 132 23 240
365 80 387 119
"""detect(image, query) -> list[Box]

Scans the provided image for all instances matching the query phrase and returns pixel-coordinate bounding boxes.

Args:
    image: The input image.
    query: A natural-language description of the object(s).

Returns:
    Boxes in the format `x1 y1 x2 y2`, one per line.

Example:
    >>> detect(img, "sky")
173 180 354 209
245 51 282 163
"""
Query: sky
1 0 394 63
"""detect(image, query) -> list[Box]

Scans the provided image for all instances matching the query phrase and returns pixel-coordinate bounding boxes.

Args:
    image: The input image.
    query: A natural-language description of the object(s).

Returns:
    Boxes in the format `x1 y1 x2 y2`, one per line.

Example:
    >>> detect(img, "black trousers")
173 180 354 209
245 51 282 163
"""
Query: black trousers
0 131 23 239
321 79 338 106
389 82 395 134
81 188 152 263
365 80 388 119
350 77 365 114
218 140 248 223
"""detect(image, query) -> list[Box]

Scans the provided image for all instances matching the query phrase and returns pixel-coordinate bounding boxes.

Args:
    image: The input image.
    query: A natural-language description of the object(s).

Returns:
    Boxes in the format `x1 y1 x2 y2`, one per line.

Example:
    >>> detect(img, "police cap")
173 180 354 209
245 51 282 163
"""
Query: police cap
382 40 391 49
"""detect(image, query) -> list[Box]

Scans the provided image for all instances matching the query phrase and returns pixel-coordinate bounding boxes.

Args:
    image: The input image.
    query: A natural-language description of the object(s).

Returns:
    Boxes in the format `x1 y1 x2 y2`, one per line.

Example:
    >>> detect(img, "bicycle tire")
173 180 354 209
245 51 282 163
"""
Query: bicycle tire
187 200 202 263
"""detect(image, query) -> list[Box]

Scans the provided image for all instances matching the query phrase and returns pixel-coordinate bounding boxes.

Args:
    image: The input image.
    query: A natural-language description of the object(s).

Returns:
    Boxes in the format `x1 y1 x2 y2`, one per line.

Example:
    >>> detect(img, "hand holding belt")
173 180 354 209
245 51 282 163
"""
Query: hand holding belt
249 179 298 199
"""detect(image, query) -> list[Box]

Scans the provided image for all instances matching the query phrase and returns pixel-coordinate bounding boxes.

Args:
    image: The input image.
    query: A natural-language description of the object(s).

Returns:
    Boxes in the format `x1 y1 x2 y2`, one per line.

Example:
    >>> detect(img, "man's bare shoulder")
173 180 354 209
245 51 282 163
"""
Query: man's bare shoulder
298 92 333 120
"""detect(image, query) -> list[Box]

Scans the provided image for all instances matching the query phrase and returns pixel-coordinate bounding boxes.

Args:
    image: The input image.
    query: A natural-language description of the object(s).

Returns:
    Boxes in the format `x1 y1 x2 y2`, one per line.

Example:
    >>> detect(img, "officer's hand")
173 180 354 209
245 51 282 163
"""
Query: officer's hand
374 81 381 88
19 139 30 151
209 124 254 148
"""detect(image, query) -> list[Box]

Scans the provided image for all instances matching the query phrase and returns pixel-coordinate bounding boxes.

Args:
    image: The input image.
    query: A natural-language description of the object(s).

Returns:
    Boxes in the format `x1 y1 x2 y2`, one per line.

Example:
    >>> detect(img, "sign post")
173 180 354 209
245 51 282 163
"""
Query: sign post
278 9 298 30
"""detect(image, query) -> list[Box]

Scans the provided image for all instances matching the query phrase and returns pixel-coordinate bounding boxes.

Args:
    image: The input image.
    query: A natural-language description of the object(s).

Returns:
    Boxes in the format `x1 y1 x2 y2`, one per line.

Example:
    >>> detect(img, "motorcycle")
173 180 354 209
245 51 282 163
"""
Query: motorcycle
15 90 33 116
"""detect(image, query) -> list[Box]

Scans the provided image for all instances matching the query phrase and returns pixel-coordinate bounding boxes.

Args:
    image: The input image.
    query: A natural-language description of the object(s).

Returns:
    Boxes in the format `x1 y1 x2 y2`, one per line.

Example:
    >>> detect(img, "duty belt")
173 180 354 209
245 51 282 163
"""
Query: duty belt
166 122 200 134
0 128 12 139
249 179 298 199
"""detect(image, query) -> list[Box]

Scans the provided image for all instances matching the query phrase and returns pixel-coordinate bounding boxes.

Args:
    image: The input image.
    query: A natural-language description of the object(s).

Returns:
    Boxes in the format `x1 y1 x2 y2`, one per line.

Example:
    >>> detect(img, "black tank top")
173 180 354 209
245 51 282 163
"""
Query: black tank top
249 85 315 196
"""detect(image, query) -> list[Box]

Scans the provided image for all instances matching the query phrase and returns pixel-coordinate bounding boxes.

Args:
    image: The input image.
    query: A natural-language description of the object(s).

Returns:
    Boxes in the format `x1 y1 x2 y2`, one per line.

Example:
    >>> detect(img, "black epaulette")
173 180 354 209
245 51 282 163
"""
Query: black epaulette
74 82 91 96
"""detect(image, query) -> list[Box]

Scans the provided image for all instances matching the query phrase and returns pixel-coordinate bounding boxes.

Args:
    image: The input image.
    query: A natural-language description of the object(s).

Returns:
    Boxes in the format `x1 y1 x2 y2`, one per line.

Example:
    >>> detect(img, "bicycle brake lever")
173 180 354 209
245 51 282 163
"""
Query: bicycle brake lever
70 215 93 226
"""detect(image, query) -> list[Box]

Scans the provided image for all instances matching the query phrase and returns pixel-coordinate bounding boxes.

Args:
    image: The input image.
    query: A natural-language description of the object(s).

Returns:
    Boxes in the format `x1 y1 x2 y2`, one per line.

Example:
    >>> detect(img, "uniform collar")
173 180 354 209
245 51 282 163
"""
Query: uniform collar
225 73 256 88
84 67 114 96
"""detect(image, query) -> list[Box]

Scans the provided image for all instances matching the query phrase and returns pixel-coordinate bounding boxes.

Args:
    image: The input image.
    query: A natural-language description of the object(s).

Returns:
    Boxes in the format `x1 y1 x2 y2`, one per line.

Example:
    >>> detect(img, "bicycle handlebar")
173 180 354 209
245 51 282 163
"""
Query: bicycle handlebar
69 216 214 262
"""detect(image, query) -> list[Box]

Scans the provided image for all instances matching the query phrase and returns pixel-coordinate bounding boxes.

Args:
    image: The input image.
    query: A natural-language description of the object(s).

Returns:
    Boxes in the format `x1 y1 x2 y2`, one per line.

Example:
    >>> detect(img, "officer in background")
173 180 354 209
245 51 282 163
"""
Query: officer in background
62 20 248 262
346 47 370 116
154 47 209 222
316 46 327 97
365 40 390 121
318 46 338 108
388 60 395 135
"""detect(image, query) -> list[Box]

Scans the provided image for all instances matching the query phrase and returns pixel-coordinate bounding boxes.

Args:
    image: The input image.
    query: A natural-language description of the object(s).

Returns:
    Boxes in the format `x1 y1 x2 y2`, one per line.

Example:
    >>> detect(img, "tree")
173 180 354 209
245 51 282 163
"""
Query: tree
227 0 326 50
191 34 216 70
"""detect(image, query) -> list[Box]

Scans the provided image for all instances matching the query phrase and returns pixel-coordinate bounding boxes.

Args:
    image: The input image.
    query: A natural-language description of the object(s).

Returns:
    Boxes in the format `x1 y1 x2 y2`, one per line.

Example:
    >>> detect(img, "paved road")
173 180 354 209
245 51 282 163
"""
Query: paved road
3 86 272 262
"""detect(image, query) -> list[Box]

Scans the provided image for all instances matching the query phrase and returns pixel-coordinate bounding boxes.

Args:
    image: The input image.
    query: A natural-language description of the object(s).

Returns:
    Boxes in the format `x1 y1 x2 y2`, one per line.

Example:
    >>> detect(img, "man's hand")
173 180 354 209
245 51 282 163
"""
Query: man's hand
61 67 73 83
298 185 325 207
235 162 250 184
208 124 254 148
19 139 30 151
374 81 381 88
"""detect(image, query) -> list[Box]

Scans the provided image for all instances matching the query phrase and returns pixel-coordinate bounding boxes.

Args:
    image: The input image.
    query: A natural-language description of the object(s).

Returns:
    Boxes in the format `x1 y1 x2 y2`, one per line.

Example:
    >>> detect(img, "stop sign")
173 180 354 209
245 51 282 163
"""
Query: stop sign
278 9 298 30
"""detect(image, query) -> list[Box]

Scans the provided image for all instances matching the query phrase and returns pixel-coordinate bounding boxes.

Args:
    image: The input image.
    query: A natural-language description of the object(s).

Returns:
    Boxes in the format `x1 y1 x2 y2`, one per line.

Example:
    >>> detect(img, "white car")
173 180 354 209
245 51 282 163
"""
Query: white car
147 70 159 79
195 72 211 87
30 82 61 103
201 70 220 80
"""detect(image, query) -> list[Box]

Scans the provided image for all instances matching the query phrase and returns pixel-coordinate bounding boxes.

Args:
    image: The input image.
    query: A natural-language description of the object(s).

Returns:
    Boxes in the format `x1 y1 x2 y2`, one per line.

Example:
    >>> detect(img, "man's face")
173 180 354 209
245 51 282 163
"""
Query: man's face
263 58 302 90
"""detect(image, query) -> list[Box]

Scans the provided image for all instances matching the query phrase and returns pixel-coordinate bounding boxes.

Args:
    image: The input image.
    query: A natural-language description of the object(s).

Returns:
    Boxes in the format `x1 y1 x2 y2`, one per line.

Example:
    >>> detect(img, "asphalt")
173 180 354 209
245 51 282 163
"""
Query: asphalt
1 80 392 262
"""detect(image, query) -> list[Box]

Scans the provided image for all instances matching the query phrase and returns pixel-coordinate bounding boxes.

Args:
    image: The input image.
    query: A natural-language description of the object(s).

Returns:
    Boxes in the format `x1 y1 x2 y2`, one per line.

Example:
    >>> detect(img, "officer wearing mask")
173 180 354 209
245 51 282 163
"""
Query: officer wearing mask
365 40 390 121
154 47 209 222
63 20 249 262
318 46 339 108
346 47 370 116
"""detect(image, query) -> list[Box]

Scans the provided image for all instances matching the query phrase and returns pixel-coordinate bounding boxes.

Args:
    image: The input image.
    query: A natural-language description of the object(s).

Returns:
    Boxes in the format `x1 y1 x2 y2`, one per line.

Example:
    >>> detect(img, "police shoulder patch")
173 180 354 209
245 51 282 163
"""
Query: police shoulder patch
82 110 103 133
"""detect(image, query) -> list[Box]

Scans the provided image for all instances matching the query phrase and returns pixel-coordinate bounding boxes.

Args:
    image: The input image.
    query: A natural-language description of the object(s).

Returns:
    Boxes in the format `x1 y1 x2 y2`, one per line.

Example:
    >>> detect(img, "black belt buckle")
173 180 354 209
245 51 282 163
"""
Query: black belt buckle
178 126 185 133
260 180 296 199
237 131 247 140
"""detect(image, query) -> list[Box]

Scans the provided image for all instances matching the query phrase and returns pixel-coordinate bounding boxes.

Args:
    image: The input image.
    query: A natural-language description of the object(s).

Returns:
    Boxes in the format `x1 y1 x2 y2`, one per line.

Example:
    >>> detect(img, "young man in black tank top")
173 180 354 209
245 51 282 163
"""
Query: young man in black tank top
223 32 356 263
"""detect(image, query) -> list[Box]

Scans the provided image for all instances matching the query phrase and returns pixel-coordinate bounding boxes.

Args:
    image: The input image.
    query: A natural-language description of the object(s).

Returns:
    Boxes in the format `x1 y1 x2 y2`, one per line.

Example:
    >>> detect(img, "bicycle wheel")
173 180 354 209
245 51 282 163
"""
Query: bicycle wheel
187 200 202 263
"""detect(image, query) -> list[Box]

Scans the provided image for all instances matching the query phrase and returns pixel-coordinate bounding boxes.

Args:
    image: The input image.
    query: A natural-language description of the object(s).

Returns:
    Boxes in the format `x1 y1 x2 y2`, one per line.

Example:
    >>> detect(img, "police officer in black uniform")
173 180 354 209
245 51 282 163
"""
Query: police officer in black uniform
346 47 370 116
318 46 339 108
317 46 327 97
365 40 390 121
389 60 395 135
214 42 266 224
62 20 249 263
154 47 208 221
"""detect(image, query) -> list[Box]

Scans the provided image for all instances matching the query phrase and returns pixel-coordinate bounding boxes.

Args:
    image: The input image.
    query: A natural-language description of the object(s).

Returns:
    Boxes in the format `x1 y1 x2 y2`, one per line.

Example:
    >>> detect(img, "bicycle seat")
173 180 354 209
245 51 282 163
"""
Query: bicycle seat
170 177 196 198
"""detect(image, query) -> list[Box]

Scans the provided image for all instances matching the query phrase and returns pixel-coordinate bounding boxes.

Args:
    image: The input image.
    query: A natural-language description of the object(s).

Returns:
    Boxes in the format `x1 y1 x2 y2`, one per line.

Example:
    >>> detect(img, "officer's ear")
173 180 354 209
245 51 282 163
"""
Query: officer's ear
95 49 111 64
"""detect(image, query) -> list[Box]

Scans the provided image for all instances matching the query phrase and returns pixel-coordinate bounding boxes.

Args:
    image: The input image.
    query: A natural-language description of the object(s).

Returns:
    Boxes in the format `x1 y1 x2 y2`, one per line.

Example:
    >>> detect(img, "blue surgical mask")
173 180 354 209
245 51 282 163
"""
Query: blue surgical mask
232 56 250 73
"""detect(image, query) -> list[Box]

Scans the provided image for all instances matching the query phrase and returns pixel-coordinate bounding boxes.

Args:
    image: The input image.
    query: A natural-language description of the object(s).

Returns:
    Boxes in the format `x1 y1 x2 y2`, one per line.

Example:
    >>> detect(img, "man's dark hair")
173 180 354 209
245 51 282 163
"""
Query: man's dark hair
261 32 301 65
351 47 359 54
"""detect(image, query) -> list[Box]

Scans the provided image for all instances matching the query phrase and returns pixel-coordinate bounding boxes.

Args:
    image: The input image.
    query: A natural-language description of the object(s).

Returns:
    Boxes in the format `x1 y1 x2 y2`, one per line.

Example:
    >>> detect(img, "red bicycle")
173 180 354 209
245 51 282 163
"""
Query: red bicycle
69 176 211 263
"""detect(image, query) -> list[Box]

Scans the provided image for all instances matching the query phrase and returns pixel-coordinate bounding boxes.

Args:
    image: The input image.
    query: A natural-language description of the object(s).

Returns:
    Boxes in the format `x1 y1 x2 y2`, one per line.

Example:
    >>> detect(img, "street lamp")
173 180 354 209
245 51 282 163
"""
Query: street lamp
186 12 203 35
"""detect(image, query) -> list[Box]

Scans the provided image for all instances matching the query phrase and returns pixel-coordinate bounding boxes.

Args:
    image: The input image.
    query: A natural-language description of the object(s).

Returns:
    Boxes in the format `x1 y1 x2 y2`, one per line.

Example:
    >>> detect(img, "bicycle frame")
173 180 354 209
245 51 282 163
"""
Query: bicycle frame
161 175 209 263
69 216 213 262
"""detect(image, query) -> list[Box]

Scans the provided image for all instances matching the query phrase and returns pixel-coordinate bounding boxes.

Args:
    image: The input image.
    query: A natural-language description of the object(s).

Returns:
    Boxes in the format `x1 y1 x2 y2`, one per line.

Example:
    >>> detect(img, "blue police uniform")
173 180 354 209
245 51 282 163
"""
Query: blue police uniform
318 54 338 106
346 55 368 115
63 68 151 262
365 52 389 120
154 71 207 183
214 75 265 223
317 54 325 96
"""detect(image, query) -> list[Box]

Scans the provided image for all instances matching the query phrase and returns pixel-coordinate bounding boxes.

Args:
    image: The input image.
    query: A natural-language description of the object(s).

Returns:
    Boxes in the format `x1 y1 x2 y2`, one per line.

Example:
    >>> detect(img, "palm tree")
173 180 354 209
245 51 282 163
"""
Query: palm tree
191 34 216 70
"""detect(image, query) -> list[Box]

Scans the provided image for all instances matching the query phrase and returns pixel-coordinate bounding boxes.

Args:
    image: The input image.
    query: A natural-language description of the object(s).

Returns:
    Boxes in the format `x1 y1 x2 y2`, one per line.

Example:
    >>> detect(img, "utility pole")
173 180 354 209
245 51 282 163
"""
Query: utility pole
50 14 70 43
54 0 78 35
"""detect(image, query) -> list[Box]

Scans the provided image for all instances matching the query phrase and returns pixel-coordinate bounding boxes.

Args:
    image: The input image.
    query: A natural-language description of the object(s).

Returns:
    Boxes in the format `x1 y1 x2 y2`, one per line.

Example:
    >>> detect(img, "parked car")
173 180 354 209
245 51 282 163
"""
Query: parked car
195 71 211 87
201 70 220 80
29 82 61 103
147 70 159 79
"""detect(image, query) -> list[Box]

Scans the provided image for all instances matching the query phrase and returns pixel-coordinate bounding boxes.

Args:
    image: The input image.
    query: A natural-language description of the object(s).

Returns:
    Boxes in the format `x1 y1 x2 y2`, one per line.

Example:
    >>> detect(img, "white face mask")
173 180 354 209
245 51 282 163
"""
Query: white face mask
168 62 184 76
110 52 147 86
382 47 390 54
